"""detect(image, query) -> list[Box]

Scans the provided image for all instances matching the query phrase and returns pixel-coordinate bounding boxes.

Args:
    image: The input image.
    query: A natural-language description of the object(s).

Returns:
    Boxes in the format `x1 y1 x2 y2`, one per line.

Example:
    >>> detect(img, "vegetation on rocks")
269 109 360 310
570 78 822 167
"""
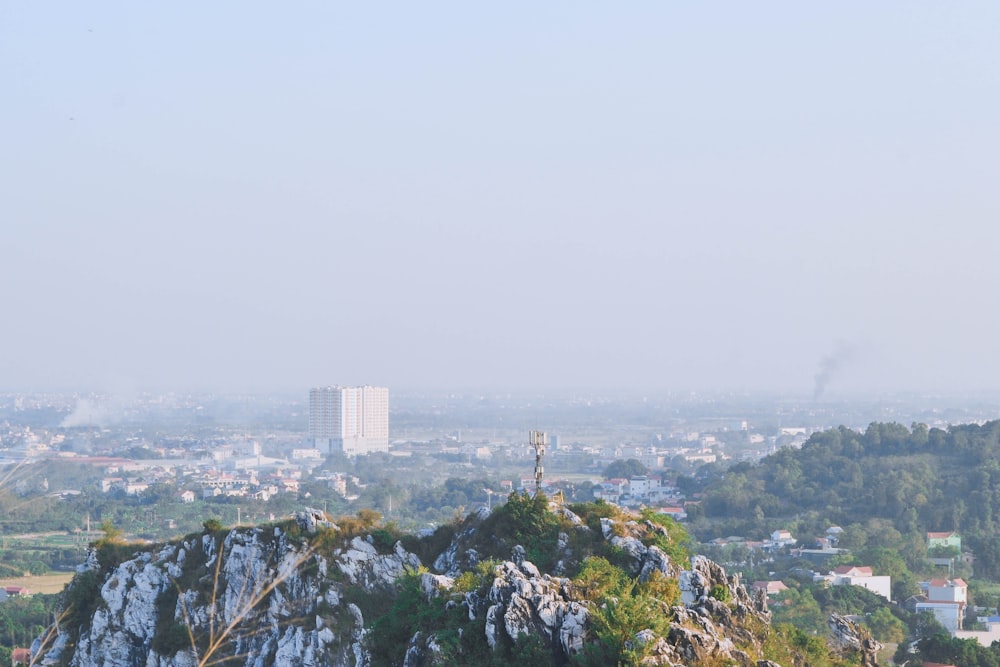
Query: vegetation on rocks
38 496 888 667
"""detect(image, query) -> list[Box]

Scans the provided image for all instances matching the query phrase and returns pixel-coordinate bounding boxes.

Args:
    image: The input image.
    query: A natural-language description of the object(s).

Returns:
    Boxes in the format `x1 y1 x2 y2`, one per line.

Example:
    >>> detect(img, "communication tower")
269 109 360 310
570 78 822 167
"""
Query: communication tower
530 430 547 495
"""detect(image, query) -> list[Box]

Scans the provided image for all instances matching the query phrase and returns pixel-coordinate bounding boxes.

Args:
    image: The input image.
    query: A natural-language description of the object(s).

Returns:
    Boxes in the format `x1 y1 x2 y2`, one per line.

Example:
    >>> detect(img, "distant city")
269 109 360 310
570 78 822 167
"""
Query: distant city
0 389 998 524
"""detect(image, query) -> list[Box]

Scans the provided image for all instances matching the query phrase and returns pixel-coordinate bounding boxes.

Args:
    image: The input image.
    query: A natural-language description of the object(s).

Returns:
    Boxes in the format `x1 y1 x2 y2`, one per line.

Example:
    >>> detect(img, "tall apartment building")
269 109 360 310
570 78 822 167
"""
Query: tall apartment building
309 386 389 456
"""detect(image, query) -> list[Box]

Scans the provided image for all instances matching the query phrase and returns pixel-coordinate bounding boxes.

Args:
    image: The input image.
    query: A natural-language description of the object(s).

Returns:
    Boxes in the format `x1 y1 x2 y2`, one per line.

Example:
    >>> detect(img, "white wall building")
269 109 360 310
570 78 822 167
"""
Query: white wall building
916 578 968 633
826 566 892 600
309 386 389 456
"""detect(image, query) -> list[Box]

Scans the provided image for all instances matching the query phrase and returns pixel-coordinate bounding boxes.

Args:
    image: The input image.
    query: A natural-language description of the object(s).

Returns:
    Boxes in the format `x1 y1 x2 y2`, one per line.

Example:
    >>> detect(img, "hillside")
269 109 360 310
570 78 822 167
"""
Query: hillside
30 497 873 666
692 421 1000 576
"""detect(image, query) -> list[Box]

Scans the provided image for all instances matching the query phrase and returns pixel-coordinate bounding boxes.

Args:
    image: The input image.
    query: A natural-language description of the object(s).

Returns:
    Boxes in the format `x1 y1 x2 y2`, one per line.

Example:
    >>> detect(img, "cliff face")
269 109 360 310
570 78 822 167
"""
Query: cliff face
31 507 862 667
37 513 380 667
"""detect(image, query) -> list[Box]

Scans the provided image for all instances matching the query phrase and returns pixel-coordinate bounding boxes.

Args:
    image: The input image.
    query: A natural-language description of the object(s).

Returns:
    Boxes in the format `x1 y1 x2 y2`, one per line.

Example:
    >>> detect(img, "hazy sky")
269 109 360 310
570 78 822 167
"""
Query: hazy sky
3 3 1000 396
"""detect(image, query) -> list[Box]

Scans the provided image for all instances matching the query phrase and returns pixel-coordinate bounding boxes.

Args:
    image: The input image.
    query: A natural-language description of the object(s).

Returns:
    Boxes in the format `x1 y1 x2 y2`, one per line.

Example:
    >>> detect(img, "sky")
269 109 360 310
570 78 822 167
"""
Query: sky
3 2 1000 397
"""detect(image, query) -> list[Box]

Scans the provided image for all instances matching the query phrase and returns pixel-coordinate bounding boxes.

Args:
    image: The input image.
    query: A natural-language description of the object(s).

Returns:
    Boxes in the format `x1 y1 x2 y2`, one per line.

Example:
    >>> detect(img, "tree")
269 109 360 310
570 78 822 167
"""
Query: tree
772 588 826 635
603 459 648 480
866 607 906 643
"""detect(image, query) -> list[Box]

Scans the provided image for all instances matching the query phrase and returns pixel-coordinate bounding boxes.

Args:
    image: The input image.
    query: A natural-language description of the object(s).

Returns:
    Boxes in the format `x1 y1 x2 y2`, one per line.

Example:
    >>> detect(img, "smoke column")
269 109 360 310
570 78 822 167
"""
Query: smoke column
813 341 855 400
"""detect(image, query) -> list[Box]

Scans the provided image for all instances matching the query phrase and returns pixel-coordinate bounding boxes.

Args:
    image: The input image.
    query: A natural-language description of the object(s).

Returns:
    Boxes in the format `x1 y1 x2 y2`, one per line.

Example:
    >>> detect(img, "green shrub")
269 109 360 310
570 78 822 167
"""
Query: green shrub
710 584 731 603
61 569 102 634
202 518 223 533
639 509 692 564
570 556 675 666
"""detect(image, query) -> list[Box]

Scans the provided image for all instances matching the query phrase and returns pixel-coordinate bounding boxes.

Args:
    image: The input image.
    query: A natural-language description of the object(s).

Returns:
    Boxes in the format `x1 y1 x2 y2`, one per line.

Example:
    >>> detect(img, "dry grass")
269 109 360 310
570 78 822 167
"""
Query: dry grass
0 573 74 594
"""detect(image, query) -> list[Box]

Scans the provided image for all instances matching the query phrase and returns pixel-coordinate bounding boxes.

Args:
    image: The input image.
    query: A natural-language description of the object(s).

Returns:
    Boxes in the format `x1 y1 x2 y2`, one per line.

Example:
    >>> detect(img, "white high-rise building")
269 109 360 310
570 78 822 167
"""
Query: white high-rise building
309 386 389 456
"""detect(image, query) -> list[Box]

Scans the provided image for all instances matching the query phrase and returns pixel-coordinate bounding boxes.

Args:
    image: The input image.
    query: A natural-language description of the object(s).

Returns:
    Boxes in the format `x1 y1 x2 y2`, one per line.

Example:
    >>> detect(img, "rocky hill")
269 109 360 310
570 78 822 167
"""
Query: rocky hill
31 497 876 666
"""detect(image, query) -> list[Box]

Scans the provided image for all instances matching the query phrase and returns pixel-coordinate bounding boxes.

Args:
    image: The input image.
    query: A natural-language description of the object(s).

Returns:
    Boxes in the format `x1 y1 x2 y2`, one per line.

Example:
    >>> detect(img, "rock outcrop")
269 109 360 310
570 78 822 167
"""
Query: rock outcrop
599 517 679 580
829 613 883 667
335 535 422 591
31 506 864 667
35 512 414 667
480 546 587 657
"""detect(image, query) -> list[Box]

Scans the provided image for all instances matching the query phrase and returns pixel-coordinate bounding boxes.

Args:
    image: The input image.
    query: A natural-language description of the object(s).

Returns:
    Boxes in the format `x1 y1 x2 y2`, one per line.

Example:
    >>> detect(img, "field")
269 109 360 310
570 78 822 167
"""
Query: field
0 573 74 595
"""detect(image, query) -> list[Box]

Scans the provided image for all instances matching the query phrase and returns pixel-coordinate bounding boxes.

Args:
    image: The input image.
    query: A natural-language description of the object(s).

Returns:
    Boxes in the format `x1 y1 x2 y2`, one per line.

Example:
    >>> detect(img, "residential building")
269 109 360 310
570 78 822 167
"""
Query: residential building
751 581 789 596
309 386 389 456
916 578 968 633
771 530 794 544
657 506 687 520
928 531 962 552
823 565 892 600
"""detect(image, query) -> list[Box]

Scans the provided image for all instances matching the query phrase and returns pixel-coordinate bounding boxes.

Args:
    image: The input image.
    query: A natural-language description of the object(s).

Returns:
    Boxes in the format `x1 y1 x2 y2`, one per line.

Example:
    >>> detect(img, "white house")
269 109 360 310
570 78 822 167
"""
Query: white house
926 578 968 604
916 578 968 633
770 530 795 545
826 565 892 600
628 476 652 496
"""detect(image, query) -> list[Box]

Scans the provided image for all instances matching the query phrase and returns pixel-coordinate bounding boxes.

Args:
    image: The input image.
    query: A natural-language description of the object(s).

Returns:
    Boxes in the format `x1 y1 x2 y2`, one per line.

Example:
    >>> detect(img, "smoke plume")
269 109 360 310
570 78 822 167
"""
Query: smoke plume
813 341 855 400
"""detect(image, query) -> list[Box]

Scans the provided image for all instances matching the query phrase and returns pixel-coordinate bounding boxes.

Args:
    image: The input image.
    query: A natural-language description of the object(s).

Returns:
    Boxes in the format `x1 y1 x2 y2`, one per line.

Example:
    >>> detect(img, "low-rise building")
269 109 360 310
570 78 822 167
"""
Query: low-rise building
751 580 789 596
821 565 891 600
928 532 962 552
916 578 968 633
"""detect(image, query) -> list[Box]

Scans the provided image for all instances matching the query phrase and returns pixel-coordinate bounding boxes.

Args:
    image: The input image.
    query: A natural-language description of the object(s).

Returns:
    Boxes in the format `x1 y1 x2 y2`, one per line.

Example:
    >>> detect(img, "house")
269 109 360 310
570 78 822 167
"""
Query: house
3 586 30 598
926 578 968 604
179 490 196 503
751 581 789 596
915 578 968 633
928 532 962 552
11 648 30 666
764 530 795 552
657 507 687 521
593 479 627 503
628 476 652 496
100 477 124 493
770 530 794 545
253 486 277 501
919 598 964 633
833 565 872 577
124 480 149 496
824 565 891 600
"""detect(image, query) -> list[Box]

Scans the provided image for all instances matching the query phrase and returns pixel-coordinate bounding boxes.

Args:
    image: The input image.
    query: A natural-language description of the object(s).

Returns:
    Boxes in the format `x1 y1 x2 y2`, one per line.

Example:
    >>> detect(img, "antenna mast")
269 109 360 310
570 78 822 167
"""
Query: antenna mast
530 430 547 496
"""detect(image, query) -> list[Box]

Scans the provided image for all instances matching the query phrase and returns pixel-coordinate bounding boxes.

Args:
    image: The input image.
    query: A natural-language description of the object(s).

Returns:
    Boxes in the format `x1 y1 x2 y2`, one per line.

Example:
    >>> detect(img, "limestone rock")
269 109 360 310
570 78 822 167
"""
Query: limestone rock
477 555 589 660
829 613 882 667
334 536 421 592
34 525 374 667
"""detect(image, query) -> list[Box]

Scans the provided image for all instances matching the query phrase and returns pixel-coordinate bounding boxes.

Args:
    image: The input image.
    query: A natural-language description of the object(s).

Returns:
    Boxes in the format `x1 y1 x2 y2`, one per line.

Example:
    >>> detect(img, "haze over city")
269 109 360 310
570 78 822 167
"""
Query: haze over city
4 3 1000 396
